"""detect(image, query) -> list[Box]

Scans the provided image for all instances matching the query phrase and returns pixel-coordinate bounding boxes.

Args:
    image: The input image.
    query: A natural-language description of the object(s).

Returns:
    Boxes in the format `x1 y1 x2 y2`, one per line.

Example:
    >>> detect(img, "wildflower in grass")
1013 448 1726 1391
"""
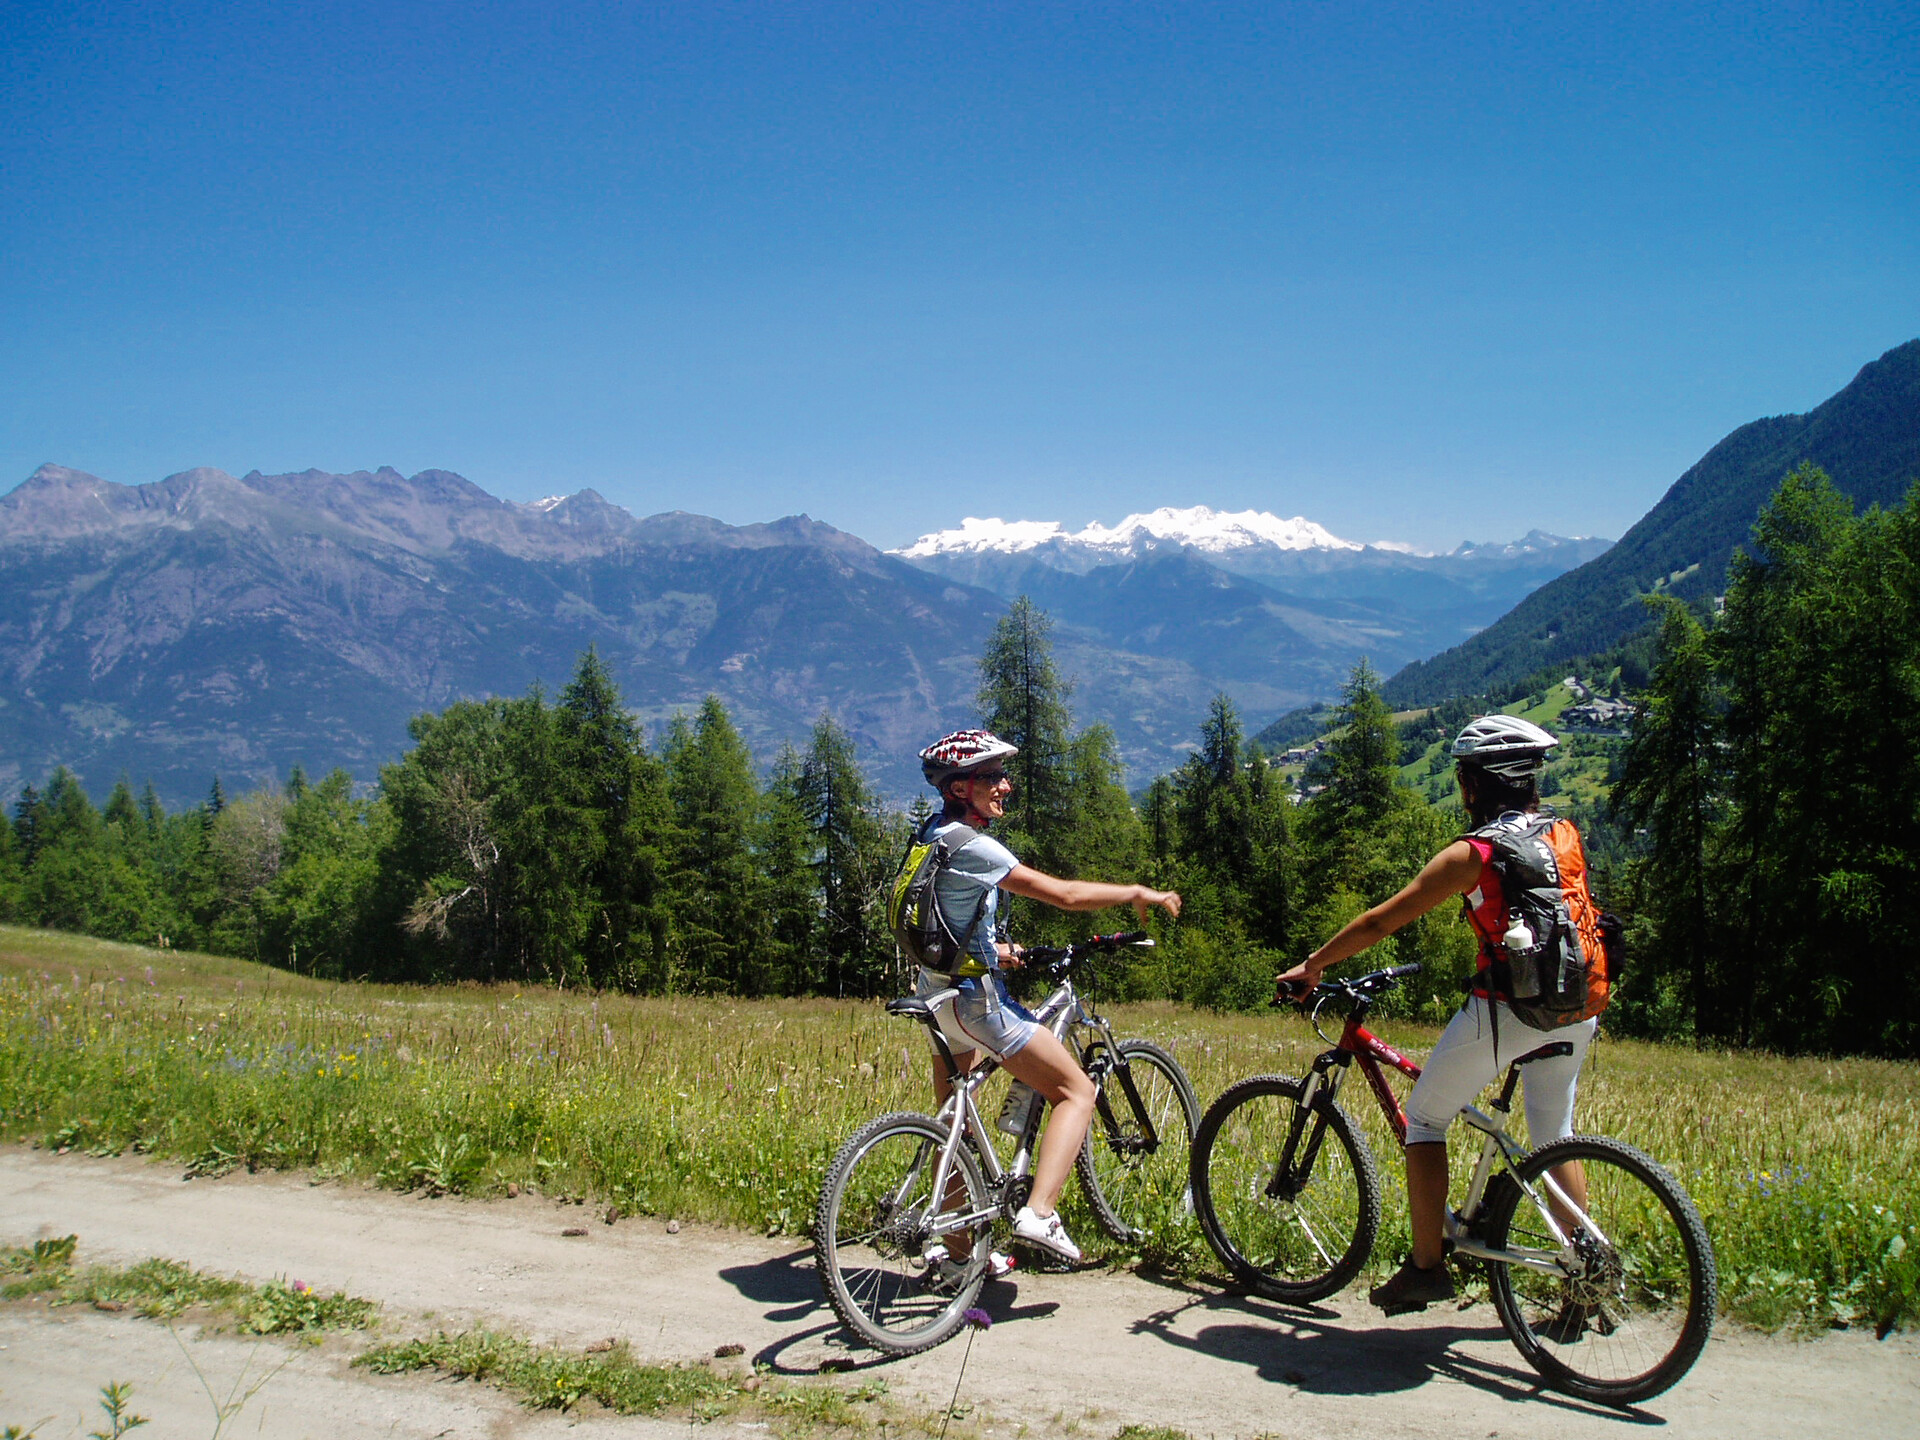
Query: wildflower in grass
962 1307 991 1329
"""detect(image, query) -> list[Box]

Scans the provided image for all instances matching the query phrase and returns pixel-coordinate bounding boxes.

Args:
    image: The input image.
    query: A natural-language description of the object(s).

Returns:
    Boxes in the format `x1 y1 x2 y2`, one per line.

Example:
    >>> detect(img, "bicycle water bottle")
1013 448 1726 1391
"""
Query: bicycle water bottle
997 1081 1041 1136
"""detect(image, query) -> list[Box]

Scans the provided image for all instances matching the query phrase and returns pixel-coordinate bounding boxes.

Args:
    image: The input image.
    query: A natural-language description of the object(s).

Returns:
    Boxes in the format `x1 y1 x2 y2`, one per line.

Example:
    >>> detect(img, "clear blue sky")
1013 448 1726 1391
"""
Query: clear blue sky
4 2 1915 552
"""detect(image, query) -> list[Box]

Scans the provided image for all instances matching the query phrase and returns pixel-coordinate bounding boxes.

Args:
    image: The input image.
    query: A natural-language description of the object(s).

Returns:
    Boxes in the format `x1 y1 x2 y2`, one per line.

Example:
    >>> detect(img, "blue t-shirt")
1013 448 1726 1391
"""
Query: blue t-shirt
923 815 1020 972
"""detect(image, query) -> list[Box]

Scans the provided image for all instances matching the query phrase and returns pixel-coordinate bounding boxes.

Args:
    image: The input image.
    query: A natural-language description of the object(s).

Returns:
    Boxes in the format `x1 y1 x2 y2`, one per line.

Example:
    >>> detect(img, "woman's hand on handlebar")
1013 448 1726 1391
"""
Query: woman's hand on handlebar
1130 887 1182 926
1273 960 1318 1006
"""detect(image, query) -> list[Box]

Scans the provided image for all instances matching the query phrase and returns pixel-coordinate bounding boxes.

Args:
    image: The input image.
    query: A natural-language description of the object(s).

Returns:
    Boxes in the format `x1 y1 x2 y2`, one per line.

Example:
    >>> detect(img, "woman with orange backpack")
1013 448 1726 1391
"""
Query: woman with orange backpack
1274 714 1609 1317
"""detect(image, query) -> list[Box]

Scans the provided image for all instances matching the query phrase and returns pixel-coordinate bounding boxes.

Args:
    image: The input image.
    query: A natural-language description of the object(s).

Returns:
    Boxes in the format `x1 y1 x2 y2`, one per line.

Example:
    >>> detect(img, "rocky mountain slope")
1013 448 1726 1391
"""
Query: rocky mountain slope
0 465 1009 802
0 468 1604 804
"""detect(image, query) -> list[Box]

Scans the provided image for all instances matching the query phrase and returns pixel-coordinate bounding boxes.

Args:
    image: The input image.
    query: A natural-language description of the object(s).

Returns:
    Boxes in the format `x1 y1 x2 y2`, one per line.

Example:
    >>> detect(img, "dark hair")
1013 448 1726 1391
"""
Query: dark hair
1458 763 1540 827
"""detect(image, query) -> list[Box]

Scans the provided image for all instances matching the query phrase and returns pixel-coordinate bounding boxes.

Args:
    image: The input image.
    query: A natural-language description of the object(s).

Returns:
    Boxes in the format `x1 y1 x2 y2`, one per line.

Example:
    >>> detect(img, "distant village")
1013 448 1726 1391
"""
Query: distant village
1269 675 1637 803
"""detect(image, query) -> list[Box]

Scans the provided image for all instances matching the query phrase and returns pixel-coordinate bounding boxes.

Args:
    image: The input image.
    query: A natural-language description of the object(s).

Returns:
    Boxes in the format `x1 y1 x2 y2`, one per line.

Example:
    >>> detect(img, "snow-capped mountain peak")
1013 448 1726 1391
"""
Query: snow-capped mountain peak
897 505 1361 558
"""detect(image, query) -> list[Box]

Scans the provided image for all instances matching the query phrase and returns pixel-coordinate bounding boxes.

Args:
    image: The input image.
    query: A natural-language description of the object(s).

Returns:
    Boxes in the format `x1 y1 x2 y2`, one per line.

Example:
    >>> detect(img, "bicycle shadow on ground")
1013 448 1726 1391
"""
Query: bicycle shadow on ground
750 1278 1057 1377
1128 1285 1668 1425
720 1251 1058 1372
717 1246 827 1323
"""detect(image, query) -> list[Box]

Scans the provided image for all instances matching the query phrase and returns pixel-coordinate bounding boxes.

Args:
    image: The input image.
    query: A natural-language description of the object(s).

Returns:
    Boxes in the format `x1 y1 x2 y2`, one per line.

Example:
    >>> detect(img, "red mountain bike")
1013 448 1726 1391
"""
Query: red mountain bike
1190 963 1716 1406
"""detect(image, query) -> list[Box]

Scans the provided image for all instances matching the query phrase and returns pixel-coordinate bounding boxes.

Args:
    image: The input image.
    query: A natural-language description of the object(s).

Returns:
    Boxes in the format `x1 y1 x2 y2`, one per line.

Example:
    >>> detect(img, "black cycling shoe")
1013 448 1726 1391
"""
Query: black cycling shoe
1369 1257 1456 1315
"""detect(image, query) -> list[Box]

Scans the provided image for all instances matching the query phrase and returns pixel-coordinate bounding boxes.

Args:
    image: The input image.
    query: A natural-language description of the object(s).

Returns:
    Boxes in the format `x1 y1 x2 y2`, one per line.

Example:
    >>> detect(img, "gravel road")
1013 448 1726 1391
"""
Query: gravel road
2 1146 1912 1439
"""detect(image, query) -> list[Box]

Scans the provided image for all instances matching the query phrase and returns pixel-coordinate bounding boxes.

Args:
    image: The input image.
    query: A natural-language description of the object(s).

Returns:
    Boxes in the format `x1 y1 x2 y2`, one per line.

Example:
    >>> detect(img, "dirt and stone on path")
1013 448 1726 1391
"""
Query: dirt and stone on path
2 1146 1914 1439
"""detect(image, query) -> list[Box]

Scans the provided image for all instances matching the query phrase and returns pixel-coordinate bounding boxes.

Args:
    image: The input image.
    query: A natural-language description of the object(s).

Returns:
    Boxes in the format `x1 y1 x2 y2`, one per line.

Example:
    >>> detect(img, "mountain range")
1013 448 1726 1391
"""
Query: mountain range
10 336 1908 806
0 468 1594 805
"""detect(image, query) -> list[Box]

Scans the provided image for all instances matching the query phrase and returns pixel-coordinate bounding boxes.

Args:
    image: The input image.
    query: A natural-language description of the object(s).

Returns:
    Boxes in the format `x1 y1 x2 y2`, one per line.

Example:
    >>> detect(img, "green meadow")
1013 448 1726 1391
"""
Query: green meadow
2 925 1913 1333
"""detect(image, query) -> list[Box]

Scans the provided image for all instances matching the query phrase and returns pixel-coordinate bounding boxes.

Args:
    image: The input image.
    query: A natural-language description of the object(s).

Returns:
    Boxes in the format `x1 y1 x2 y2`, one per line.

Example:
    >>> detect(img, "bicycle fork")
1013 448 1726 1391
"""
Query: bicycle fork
1076 1011 1162 1156
1266 1055 1342 1200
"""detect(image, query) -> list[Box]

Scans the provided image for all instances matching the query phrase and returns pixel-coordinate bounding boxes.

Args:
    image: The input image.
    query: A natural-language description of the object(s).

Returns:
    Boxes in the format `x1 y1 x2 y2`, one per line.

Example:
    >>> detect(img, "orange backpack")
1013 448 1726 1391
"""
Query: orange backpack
1468 812 1614 1031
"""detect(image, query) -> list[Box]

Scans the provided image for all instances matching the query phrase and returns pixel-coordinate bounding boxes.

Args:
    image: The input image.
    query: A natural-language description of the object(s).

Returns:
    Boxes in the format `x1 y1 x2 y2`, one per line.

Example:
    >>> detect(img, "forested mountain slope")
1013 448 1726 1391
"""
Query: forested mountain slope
1383 338 1920 705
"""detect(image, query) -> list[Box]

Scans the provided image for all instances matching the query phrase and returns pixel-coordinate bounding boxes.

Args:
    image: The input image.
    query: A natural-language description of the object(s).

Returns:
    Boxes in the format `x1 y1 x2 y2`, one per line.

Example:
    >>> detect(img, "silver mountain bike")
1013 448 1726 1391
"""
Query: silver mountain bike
814 931 1198 1354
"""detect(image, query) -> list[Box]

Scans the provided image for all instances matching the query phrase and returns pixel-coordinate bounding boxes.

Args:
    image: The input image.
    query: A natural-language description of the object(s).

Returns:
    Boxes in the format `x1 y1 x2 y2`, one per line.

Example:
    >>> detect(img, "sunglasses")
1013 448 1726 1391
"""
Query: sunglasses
966 770 1012 784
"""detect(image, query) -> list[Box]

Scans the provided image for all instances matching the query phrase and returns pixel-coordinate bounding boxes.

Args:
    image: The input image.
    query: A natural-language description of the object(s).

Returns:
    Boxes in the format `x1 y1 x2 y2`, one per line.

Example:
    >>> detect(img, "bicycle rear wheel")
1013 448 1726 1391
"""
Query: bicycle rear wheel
1075 1038 1200 1245
1190 1075 1380 1302
1484 1134 1717 1405
813 1111 991 1355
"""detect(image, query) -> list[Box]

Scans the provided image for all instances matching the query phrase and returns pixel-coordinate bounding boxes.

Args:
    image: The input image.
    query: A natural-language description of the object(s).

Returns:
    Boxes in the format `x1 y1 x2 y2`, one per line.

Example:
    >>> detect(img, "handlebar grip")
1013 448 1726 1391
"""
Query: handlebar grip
1272 978 1310 1005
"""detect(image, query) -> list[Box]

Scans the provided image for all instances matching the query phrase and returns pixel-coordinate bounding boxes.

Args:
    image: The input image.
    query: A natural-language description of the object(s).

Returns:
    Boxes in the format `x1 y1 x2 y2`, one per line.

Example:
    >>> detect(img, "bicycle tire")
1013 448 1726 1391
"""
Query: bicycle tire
813 1111 992 1355
1190 1074 1381 1302
1074 1038 1201 1245
1483 1133 1717 1405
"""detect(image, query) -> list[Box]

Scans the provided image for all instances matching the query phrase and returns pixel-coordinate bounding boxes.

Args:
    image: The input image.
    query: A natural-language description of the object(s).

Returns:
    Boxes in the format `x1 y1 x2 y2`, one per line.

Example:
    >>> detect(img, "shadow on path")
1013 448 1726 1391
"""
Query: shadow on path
718 1246 825 1323
1130 1283 1668 1425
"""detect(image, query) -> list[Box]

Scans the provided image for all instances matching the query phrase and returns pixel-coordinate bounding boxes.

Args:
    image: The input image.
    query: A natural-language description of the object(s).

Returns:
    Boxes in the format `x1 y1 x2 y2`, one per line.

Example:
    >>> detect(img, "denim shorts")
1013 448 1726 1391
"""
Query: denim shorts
915 968 1042 1061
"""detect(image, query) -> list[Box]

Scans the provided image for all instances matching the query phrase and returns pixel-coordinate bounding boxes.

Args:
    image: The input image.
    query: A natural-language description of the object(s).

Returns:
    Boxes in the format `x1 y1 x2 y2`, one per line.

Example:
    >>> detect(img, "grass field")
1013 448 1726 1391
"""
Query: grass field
2 925 1914 1333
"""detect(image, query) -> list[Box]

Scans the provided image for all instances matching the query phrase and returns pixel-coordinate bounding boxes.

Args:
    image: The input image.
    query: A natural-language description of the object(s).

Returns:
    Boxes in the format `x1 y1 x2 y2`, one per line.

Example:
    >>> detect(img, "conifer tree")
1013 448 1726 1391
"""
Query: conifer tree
556 648 670 989
797 716 896 996
662 697 766 994
976 597 1075 872
759 745 819 994
1613 597 1721 1037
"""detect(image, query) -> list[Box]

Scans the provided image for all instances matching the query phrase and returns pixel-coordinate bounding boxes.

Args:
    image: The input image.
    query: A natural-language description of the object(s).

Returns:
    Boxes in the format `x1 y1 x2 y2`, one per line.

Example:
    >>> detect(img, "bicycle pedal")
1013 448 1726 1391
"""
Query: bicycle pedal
1374 1298 1432 1317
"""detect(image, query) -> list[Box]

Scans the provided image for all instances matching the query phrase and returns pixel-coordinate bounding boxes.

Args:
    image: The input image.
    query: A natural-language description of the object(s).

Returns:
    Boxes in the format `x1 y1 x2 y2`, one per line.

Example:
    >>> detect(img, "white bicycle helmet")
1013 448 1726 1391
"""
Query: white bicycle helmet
920 729 1019 789
1449 714 1557 782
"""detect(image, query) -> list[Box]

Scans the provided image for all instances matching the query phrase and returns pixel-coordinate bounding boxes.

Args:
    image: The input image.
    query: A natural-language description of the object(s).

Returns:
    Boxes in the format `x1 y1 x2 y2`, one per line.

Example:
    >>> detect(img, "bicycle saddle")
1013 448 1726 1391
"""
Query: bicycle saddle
886 991 957 1019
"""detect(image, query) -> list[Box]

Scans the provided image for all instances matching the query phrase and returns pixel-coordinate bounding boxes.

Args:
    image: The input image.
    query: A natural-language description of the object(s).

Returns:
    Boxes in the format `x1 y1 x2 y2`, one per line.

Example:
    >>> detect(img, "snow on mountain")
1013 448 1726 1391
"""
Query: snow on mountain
896 505 1364 558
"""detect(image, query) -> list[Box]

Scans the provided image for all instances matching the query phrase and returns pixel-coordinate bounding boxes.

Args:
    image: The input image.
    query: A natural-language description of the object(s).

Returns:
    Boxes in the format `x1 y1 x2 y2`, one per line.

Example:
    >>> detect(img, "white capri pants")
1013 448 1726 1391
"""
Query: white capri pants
1403 994 1597 1147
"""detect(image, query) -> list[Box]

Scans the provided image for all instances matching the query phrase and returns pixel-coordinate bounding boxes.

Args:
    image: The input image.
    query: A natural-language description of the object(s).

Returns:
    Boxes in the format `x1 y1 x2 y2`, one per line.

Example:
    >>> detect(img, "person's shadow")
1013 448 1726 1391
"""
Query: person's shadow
1129 1283 1667 1423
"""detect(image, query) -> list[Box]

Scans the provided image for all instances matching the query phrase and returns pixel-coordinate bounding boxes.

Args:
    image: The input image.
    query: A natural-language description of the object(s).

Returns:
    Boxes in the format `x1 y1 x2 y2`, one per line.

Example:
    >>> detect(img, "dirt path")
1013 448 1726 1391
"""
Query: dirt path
3 1146 1913 1440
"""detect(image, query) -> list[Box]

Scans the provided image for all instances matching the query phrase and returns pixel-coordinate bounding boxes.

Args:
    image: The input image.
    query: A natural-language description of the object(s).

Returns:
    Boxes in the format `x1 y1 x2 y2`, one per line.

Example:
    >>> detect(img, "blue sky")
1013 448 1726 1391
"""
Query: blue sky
4 2 1915 551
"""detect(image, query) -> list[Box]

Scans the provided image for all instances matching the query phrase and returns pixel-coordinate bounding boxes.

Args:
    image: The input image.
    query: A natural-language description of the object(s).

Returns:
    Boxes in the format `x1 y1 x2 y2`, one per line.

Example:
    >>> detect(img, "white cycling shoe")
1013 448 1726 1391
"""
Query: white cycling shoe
1012 1205 1082 1263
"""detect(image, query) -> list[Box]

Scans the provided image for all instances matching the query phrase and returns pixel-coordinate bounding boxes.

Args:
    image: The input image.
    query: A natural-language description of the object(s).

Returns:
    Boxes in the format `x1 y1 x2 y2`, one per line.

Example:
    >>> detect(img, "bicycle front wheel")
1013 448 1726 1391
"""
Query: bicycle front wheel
813 1111 991 1355
1484 1134 1717 1405
1190 1075 1380 1302
1075 1039 1201 1245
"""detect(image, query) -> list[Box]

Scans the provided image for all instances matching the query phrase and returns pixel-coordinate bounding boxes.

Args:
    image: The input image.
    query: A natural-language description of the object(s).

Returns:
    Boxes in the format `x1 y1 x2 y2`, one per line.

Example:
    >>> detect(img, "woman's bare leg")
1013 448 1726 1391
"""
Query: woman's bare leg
999 1027 1096 1215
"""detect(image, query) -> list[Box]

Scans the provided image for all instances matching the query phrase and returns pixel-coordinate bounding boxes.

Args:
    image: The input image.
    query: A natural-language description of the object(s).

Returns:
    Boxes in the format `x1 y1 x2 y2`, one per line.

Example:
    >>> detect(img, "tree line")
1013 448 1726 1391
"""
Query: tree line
8 468 1911 1057
0 600 1475 1013
1611 465 1920 1057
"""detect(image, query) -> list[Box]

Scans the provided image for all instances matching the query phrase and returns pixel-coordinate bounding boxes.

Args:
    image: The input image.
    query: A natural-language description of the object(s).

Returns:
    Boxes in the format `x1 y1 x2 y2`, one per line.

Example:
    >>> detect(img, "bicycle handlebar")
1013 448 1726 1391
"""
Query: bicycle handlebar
1019 930 1154 977
1273 962 1422 1009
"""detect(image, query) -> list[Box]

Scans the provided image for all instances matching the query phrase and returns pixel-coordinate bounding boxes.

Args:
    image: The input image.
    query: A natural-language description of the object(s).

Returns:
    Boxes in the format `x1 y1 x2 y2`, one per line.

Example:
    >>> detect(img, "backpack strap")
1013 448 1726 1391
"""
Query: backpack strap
921 819 991 981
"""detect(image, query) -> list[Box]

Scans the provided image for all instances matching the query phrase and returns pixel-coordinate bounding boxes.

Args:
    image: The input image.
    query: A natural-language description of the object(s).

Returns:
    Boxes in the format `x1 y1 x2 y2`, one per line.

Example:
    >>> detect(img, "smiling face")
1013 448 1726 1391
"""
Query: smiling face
947 767 1013 823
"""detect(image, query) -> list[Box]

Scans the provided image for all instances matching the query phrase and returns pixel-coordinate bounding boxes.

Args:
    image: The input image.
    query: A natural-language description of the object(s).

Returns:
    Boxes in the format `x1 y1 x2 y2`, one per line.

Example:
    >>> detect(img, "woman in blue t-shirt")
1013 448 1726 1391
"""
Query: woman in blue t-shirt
913 729 1182 1272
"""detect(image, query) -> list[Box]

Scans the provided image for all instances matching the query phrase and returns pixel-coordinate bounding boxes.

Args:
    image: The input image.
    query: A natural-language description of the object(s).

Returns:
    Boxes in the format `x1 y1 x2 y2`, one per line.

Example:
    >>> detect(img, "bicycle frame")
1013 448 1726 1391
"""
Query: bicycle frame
908 966 1155 1243
1288 994 1605 1281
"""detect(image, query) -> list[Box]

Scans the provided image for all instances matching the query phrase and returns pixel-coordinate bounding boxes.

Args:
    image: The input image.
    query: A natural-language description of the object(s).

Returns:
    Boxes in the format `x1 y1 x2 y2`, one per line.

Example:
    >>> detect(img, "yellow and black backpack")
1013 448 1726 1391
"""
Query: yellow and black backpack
888 820 991 978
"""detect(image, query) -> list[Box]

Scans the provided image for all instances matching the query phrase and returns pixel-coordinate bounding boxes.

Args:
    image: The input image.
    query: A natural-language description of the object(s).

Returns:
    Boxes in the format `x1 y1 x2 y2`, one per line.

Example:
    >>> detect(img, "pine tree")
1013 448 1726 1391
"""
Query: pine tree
556 648 670 989
1612 597 1721 1037
662 697 766 994
976 597 1075 873
759 745 819 995
1175 694 1256 901
798 716 896 996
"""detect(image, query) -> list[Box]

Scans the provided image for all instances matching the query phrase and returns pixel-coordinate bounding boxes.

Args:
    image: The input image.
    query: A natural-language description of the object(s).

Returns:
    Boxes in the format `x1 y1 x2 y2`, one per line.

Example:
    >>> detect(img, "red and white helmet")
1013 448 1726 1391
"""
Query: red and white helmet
919 729 1019 789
